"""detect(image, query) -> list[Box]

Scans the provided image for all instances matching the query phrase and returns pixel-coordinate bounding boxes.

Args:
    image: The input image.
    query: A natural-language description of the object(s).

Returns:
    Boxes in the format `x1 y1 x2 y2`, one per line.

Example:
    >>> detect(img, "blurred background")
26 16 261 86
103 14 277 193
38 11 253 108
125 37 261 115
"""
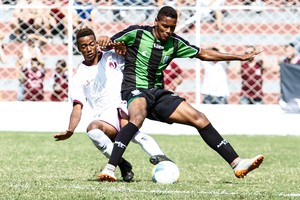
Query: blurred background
0 0 299 106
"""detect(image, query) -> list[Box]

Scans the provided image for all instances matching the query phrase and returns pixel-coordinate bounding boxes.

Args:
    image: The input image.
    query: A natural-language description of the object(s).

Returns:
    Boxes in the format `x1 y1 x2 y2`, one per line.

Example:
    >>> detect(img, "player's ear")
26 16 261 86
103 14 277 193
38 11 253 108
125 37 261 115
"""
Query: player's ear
75 44 81 53
154 18 158 26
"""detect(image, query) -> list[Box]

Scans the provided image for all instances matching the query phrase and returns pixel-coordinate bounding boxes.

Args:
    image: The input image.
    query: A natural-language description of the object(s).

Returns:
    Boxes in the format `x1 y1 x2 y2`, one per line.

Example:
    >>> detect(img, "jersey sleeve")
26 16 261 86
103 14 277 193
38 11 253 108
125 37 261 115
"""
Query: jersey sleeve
174 34 200 58
111 25 141 46
69 68 86 105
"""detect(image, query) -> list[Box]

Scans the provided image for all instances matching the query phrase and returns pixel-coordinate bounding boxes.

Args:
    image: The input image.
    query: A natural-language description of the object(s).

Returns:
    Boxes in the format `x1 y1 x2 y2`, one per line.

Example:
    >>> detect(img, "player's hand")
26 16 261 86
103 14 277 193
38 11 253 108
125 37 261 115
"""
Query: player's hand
241 48 263 61
97 36 111 49
113 42 126 56
53 130 73 141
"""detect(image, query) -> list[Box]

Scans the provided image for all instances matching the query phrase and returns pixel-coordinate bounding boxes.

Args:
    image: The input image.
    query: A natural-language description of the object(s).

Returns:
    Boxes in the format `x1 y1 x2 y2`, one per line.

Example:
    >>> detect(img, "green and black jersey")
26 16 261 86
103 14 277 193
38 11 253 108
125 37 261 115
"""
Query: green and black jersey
111 25 200 91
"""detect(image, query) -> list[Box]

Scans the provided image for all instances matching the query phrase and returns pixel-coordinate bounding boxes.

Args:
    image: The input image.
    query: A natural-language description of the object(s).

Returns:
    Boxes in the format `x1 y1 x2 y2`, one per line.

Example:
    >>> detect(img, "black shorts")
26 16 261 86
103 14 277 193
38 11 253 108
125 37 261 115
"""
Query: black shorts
121 88 185 124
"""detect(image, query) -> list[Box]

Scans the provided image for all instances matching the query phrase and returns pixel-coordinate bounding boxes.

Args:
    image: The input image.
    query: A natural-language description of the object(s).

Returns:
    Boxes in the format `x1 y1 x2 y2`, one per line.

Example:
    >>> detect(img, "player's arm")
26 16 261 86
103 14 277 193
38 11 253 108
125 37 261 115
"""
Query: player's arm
97 35 126 55
98 25 140 49
97 35 112 49
196 48 262 62
53 102 83 141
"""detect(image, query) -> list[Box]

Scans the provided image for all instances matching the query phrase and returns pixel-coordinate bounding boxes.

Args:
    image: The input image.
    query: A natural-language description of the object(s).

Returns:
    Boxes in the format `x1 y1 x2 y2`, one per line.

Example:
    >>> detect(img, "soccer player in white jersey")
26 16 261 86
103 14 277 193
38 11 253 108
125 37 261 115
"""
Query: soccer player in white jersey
53 27 172 182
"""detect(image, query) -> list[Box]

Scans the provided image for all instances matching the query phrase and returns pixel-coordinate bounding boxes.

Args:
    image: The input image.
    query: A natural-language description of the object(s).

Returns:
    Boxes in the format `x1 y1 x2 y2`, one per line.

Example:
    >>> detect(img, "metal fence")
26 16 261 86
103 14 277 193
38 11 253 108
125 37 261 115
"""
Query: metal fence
0 0 299 104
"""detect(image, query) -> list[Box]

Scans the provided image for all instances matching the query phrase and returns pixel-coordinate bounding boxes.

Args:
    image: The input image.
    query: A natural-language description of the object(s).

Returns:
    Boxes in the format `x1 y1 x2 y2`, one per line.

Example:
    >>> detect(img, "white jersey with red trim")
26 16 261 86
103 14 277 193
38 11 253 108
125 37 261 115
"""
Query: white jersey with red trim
71 51 124 117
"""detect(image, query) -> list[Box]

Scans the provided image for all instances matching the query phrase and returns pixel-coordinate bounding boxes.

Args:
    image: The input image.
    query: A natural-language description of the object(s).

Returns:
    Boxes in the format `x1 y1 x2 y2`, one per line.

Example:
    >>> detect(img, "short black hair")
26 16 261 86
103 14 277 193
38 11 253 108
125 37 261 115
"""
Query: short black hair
157 6 178 20
76 27 96 46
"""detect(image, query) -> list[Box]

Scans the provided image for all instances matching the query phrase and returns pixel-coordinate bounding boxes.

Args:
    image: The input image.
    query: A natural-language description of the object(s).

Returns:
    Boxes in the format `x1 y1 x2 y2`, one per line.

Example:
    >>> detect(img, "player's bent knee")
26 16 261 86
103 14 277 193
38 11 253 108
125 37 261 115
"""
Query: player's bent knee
189 112 210 128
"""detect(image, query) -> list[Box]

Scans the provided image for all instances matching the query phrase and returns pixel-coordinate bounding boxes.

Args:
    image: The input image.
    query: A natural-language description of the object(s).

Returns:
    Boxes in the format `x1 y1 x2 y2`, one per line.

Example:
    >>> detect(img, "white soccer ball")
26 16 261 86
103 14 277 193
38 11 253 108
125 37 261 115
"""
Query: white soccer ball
151 161 180 184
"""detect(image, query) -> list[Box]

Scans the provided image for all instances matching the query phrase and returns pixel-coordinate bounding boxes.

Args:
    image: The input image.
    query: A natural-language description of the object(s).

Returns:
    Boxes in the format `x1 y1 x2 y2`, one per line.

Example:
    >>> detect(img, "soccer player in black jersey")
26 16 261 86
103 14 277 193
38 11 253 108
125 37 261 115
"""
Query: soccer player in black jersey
98 6 264 182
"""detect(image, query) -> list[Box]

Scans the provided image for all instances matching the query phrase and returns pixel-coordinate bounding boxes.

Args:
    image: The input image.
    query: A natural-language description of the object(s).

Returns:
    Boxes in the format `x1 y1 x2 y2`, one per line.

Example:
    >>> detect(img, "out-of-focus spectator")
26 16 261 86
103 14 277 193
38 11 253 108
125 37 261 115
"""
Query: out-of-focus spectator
273 42 300 74
47 0 69 42
278 43 300 113
157 0 179 7
285 0 298 12
0 31 7 64
243 0 265 14
17 33 47 74
280 43 300 64
163 61 183 91
95 0 111 5
292 35 300 53
234 46 270 104
32 0 57 38
0 30 8 101
200 47 230 104
10 0 56 41
73 0 97 31
22 57 46 101
72 0 98 54
2 0 17 5
50 59 68 101
16 33 47 101
200 0 227 32
10 0 35 41
112 0 152 22
285 0 297 6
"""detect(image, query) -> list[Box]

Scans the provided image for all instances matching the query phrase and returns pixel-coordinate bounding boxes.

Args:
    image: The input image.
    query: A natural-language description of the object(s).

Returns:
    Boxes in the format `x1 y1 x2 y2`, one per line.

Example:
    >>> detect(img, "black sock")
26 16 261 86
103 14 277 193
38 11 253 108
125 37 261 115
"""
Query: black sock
198 123 239 164
108 122 139 166
118 158 124 165
118 157 125 166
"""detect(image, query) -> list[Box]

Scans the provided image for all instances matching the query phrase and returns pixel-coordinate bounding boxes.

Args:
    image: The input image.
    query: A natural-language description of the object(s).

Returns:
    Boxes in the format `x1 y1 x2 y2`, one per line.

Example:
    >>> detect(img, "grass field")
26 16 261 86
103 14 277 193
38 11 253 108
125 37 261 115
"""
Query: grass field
0 132 300 200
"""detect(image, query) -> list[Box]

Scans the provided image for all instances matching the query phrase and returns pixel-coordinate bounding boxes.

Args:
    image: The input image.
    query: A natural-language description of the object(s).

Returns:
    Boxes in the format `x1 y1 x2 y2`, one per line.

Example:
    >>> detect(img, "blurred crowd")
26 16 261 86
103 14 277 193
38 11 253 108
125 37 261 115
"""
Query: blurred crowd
0 0 299 104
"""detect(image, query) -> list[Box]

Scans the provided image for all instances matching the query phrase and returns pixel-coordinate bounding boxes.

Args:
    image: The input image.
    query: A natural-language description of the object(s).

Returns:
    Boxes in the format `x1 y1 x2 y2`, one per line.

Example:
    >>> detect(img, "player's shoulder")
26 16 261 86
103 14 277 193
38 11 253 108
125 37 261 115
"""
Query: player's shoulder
102 50 121 60
126 24 151 32
73 62 93 77
101 50 124 65
75 62 86 72
171 33 189 43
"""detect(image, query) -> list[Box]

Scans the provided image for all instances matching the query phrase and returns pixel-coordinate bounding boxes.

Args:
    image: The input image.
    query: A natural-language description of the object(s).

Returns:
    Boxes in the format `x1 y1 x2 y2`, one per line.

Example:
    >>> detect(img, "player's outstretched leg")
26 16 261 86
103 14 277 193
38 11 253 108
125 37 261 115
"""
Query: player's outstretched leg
232 155 264 178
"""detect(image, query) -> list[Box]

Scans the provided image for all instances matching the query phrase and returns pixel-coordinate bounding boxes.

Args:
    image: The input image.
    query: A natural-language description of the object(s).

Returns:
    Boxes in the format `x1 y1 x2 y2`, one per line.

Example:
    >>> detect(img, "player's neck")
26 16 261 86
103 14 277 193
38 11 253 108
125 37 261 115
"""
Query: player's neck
152 27 159 41
83 51 102 66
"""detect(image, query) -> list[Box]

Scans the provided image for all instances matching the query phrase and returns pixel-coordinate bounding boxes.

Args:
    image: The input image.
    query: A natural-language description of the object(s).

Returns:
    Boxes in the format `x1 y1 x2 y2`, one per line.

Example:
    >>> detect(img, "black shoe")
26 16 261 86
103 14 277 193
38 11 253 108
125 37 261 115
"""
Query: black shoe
118 159 134 182
149 155 173 165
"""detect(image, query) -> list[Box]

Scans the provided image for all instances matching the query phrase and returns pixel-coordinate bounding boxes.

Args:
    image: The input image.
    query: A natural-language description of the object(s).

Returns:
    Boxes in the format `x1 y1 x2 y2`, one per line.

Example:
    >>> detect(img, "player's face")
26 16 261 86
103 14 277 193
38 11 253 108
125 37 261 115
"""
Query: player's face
77 35 98 64
154 16 177 42
285 45 295 59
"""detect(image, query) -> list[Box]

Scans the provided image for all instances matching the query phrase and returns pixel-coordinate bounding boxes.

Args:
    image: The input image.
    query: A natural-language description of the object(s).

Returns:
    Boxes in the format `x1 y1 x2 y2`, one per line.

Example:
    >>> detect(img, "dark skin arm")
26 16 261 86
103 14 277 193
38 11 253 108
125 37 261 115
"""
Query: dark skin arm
53 103 82 141
197 48 262 61
97 36 126 56
98 35 262 61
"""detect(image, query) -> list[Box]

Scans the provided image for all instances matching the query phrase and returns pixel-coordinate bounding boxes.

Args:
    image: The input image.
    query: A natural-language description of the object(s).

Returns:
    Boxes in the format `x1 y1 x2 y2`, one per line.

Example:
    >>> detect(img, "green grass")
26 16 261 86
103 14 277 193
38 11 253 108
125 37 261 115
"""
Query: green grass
0 132 300 200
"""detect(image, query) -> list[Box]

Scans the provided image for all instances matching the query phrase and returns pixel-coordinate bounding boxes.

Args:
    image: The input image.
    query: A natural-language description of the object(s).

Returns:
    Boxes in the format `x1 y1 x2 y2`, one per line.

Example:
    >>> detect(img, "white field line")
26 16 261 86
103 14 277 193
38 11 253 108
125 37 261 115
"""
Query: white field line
48 185 300 197
8 184 300 197
278 193 300 197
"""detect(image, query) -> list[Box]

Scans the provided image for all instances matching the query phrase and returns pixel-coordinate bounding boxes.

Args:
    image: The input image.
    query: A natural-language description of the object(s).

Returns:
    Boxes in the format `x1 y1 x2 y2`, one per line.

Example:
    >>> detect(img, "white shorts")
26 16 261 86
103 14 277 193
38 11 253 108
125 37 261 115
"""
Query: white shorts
93 101 128 132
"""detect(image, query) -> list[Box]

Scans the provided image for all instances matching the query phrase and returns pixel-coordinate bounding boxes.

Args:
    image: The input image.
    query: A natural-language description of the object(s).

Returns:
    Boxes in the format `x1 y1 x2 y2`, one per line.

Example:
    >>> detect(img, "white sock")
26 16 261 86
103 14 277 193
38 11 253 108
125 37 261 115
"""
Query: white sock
105 164 116 172
87 129 113 159
231 157 241 169
131 131 164 156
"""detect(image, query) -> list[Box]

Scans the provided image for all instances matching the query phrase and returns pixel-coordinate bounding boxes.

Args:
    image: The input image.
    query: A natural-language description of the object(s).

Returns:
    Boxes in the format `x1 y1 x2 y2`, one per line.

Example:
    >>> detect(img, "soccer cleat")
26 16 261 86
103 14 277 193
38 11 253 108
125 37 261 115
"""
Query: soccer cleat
118 159 134 182
149 155 173 165
234 155 264 178
97 165 117 182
